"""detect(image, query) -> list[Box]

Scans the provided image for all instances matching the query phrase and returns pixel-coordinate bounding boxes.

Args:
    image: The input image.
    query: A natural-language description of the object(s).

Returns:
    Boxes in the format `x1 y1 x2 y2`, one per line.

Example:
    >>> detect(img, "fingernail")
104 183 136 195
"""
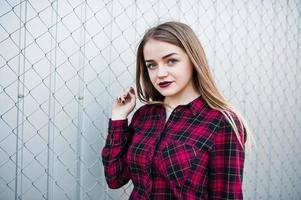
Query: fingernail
130 87 135 94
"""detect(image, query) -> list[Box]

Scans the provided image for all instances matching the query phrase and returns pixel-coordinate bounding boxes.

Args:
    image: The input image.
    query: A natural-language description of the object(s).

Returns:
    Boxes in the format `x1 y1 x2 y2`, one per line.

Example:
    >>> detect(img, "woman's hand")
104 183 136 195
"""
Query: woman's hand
111 86 136 120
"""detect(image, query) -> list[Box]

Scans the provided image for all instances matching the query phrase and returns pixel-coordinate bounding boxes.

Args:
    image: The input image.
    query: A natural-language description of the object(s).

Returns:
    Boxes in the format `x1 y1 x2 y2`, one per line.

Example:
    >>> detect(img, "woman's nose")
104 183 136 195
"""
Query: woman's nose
157 65 168 77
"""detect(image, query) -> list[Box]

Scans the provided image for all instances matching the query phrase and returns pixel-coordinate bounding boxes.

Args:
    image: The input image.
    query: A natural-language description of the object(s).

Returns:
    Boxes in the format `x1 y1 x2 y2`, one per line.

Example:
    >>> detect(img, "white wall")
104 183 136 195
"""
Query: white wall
0 0 300 199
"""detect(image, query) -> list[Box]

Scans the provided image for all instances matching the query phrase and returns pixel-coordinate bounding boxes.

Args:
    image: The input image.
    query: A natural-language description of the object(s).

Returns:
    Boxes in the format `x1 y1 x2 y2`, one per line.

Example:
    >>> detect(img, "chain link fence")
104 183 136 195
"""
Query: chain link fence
0 0 300 199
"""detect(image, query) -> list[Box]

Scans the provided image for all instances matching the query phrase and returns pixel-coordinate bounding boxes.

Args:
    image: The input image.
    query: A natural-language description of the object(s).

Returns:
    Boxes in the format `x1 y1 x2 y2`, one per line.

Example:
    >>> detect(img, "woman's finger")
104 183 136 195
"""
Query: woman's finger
129 86 135 94
115 87 135 105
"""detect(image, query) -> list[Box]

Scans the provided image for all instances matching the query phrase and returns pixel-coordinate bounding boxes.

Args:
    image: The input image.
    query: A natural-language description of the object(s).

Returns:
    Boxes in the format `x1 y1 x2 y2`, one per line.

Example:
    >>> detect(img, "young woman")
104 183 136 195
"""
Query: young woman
102 21 248 200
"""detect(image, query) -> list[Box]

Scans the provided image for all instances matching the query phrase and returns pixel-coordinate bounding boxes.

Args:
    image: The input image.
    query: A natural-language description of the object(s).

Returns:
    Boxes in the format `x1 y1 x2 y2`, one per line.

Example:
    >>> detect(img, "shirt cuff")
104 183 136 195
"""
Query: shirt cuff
107 118 129 146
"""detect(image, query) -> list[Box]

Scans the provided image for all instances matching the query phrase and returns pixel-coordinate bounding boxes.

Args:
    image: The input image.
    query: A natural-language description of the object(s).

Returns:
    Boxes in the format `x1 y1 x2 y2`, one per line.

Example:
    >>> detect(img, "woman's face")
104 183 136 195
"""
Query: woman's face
143 39 196 100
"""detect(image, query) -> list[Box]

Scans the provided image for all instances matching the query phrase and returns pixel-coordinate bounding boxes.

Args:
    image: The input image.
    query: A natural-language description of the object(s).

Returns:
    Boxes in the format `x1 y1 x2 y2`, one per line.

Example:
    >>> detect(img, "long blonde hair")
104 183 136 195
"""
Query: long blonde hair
135 21 252 150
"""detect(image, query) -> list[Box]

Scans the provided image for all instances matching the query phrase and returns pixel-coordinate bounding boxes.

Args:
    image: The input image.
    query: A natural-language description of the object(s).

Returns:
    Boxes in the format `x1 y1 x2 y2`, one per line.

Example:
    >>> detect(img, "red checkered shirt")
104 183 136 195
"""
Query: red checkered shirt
102 96 246 199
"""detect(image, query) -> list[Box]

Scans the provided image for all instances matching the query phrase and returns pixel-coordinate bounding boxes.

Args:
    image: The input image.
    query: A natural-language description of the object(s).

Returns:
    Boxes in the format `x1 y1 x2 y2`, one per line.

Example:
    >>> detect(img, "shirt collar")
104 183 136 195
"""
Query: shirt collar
183 95 207 116
156 95 207 116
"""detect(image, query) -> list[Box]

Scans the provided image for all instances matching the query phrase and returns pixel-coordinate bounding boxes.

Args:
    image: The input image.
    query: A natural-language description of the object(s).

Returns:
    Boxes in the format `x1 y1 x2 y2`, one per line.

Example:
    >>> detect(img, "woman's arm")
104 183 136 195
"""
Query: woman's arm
208 115 246 199
101 118 134 189
101 87 137 189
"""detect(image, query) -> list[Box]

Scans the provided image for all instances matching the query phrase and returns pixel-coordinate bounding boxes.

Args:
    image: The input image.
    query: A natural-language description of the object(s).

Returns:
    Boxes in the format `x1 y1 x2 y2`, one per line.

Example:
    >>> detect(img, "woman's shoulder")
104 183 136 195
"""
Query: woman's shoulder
203 107 243 132
136 103 157 112
129 103 160 126
132 103 160 118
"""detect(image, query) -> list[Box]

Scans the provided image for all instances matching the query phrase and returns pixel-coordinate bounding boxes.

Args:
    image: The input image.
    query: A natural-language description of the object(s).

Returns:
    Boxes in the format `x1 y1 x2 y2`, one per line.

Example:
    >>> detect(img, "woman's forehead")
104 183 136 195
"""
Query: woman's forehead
143 39 184 60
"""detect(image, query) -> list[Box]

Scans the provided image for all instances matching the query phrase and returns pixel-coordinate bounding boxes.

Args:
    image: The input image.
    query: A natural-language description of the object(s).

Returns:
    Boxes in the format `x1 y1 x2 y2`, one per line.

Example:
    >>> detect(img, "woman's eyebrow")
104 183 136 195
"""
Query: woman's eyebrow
145 53 178 62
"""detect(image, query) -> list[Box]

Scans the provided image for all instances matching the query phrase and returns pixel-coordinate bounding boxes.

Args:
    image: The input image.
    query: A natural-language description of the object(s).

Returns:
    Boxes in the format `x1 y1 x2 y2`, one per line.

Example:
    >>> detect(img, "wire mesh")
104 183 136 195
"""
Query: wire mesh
0 0 301 199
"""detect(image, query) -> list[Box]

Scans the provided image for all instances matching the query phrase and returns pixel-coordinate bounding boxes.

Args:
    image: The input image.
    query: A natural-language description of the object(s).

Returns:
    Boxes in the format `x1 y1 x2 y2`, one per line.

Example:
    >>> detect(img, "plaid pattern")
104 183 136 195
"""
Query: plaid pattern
102 96 246 200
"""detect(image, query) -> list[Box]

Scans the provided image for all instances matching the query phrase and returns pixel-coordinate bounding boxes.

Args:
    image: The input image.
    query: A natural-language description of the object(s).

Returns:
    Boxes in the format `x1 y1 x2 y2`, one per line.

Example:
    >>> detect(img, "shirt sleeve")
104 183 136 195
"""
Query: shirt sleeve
101 118 133 189
208 115 246 199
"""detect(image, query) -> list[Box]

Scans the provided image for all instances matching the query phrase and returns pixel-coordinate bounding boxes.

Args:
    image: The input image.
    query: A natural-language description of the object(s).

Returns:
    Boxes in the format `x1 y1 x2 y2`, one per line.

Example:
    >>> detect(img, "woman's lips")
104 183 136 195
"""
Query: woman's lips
158 81 173 88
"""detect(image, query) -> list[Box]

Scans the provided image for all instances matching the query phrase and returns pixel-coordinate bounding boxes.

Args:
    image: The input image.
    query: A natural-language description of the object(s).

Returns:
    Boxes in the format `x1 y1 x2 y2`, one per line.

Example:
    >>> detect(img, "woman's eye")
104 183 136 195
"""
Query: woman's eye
167 59 178 65
146 63 156 69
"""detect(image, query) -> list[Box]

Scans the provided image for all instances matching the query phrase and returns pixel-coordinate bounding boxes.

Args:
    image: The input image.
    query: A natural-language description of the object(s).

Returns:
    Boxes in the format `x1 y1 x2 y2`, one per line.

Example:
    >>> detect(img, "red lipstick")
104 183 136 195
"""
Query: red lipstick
158 81 173 88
